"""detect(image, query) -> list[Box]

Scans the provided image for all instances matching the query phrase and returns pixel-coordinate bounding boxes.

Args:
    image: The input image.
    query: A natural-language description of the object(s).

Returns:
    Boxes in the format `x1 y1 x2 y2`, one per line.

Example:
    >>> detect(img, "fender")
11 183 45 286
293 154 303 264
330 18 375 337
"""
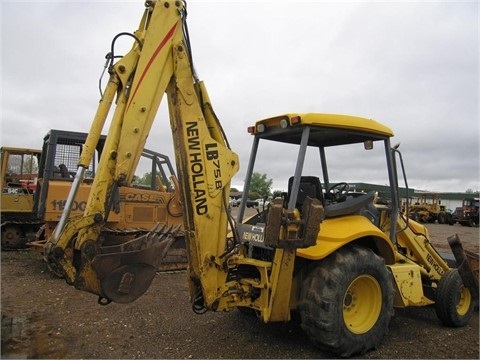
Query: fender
296 215 396 264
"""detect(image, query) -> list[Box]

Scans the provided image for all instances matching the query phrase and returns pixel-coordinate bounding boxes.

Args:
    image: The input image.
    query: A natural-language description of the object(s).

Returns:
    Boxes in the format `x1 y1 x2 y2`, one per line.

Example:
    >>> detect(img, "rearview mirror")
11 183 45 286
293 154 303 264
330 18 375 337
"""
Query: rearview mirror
364 140 373 150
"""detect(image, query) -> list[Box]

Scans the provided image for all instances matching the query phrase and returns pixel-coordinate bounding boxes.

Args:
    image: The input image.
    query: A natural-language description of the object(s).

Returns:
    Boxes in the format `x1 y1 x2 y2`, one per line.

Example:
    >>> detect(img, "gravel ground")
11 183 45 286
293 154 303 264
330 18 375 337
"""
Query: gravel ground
1 222 478 359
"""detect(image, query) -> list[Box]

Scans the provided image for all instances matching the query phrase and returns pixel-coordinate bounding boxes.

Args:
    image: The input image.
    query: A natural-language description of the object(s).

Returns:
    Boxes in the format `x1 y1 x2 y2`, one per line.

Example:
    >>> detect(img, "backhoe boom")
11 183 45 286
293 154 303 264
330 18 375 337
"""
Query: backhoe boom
45 0 239 304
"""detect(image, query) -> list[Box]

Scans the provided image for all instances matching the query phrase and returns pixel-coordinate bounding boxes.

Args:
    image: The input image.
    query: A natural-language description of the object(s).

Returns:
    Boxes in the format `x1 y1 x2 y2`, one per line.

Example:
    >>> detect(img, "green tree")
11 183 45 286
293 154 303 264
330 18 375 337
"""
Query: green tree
249 172 273 198
134 171 174 190
272 190 283 199
133 172 153 186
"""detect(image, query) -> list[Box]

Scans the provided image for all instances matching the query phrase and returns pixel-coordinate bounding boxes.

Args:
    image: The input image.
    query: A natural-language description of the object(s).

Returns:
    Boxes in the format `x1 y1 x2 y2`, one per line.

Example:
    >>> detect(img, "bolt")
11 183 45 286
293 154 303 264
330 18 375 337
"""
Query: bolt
53 246 64 257
118 65 126 73
83 241 97 260
94 213 103 223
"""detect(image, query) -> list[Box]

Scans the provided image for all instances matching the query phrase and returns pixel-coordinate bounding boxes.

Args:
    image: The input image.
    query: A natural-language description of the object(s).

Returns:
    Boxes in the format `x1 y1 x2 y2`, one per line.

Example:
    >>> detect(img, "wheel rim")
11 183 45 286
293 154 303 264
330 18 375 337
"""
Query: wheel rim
456 286 472 316
1 226 22 248
343 274 382 334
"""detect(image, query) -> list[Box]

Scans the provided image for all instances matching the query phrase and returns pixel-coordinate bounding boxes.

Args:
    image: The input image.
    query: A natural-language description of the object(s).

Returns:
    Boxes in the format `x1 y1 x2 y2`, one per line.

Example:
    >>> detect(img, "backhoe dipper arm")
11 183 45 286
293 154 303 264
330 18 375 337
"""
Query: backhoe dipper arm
45 0 239 304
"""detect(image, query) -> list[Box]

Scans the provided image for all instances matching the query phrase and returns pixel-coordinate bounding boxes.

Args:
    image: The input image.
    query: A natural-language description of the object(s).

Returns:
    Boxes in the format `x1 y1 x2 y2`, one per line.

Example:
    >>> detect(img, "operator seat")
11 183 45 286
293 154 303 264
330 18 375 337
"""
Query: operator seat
287 176 324 210
59 164 71 179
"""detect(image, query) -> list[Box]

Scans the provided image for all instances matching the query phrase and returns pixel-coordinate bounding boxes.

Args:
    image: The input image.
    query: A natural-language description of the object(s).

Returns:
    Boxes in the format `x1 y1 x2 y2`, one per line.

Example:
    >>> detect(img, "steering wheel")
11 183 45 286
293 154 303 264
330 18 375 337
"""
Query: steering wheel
326 182 350 202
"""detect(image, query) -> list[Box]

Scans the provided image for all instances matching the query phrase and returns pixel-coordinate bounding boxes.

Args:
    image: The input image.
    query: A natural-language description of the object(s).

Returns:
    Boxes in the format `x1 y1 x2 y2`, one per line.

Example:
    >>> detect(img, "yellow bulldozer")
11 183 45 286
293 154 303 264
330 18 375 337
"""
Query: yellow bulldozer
1 129 187 271
1 147 42 249
32 129 187 271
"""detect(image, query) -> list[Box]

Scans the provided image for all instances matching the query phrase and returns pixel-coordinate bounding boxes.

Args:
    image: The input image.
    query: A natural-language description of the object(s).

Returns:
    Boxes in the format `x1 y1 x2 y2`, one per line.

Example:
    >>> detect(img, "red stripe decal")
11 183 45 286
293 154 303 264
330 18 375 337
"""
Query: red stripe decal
126 22 178 112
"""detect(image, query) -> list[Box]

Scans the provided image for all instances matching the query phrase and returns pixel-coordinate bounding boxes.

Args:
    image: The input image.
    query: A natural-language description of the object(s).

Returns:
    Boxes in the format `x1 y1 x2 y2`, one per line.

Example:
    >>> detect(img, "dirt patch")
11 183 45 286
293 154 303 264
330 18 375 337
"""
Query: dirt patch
1 223 478 359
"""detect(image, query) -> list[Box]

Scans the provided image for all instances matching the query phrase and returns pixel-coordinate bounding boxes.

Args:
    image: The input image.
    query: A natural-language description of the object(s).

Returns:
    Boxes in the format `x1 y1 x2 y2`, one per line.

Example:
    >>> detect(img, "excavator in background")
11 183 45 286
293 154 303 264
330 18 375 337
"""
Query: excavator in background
1 147 42 249
44 1 477 357
29 129 187 271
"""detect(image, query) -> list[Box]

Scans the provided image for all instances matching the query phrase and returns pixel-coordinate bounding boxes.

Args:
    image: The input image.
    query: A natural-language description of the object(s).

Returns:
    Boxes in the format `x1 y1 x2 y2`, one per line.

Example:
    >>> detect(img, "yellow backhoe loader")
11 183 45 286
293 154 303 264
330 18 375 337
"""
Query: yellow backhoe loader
44 1 477 357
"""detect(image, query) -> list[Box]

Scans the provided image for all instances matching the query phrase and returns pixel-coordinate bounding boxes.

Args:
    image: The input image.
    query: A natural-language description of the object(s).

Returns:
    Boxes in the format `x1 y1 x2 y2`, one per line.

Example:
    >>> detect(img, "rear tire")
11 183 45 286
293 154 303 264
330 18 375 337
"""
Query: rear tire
437 212 446 224
412 211 420 222
446 213 454 225
299 246 394 357
435 269 474 327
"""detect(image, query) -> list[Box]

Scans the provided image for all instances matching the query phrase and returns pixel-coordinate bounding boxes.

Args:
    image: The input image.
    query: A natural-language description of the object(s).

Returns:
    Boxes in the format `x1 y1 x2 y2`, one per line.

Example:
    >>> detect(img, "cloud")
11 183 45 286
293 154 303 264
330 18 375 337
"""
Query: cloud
1 1 478 193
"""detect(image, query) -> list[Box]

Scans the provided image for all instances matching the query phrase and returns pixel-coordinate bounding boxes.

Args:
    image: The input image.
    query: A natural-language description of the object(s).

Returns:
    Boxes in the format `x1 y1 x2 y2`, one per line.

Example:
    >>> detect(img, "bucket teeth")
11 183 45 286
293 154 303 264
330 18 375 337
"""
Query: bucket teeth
100 223 180 254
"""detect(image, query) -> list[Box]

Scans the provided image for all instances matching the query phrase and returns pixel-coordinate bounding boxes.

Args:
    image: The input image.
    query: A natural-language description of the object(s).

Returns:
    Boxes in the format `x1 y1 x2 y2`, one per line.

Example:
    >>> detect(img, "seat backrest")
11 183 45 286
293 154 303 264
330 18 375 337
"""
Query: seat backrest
287 176 324 209
58 164 70 179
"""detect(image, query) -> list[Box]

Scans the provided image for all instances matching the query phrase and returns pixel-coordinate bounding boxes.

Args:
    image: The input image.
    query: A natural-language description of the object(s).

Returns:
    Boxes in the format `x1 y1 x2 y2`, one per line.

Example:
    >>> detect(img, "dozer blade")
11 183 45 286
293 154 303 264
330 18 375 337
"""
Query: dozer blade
92 224 183 304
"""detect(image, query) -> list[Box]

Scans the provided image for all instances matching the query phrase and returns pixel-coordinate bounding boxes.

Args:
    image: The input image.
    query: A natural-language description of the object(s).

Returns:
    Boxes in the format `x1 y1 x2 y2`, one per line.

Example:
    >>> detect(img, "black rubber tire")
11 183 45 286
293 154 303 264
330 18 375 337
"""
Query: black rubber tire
1 225 27 250
299 246 394 357
445 213 454 225
435 269 474 327
437 212 446 224
412 211 420 222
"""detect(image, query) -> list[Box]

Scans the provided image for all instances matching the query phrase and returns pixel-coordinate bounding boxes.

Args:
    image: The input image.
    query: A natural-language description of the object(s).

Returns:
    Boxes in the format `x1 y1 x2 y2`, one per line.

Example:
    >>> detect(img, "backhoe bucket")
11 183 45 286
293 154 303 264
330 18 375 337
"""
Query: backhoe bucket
448 234 479 303
93 224 183 303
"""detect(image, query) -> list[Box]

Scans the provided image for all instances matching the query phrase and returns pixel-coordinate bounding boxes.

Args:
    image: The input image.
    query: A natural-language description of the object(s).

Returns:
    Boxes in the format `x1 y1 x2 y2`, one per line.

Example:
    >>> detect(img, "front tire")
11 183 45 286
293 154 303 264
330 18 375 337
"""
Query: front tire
435 269 474 327
299 246 394 357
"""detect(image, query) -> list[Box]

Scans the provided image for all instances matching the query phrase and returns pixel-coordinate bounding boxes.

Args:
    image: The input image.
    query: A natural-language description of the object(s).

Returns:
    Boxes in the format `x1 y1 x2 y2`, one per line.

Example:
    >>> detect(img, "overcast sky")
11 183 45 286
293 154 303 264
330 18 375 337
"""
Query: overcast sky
2 1 478 193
